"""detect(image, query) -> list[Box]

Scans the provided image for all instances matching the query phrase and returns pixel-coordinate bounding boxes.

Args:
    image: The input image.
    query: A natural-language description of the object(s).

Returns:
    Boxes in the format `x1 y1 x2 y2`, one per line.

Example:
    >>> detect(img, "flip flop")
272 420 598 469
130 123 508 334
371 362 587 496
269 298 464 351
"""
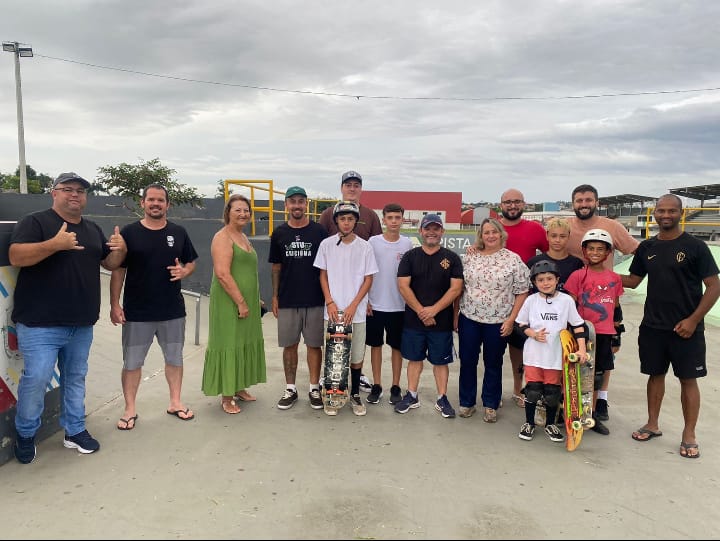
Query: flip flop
117 414 138 430
166 408 195 421
631 427 663 441
221 399 241 414
234 390 256 402
680 442 700 459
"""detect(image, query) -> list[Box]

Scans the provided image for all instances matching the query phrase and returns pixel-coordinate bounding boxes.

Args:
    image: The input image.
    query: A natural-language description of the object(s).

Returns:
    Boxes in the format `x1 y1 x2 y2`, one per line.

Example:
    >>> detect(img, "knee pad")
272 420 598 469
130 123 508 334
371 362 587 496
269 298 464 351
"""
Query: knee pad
594 370 604 390
524 381 544 405
543 384 562 409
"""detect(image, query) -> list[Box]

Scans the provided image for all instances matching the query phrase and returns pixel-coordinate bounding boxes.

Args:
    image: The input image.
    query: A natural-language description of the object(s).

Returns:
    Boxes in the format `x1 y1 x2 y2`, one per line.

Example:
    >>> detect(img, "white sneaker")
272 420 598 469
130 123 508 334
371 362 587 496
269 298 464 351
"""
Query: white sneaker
350 394 367 416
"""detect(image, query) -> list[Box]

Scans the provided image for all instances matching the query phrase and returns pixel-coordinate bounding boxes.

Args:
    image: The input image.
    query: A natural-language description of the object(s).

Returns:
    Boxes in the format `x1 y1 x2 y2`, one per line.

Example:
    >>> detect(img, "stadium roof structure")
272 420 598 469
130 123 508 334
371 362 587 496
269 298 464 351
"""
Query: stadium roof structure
669 184 720 203
598 194 656 207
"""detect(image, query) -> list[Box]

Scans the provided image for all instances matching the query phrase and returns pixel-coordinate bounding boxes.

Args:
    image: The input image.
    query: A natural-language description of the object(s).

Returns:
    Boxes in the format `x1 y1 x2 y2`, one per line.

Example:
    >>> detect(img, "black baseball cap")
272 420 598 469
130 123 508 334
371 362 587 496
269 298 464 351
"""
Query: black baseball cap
53 172 90 189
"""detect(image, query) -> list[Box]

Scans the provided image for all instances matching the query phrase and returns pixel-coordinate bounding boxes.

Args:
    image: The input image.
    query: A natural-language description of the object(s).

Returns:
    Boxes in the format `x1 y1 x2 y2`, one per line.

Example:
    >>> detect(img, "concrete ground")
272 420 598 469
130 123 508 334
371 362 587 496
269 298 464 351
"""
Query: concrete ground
1 274 719 540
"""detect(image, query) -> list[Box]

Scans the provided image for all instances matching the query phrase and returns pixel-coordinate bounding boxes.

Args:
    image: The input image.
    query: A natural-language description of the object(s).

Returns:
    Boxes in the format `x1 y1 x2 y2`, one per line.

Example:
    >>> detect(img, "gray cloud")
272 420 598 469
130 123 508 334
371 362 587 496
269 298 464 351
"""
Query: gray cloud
1 0 719 205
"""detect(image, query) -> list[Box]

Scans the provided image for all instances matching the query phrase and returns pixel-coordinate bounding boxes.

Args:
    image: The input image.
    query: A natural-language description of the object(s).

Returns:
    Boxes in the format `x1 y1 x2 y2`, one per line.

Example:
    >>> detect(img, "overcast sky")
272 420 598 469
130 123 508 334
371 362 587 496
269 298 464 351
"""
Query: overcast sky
1 0 719 204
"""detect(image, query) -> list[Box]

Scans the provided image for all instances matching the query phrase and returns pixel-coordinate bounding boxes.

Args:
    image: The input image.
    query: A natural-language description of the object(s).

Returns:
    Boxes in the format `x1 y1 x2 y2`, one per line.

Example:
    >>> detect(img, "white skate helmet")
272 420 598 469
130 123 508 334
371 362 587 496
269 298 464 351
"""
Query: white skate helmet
581 228 613 249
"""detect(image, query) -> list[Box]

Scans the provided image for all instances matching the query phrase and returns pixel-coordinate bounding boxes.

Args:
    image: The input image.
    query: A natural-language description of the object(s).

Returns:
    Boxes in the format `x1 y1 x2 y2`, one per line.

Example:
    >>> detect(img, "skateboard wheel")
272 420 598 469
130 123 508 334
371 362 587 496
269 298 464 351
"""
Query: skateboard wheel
584 418 596 428
571 420 583 431
567 353 579 363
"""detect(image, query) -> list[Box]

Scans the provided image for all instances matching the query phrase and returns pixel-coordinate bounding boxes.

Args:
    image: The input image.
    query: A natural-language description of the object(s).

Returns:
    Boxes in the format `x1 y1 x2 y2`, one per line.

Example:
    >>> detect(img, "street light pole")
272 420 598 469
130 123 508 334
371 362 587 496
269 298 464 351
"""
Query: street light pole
2 41 33 194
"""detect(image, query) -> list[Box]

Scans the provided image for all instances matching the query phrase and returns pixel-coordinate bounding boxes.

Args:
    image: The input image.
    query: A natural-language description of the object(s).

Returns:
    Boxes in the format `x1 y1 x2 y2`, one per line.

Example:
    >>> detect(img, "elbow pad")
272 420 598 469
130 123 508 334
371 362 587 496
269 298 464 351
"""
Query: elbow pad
613 305 624 323
573 323 589 341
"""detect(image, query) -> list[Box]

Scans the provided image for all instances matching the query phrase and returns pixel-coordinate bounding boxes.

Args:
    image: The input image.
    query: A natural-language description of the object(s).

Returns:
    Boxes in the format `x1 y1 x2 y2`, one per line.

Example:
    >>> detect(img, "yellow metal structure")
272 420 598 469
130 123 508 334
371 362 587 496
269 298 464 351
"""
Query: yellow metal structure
223 180 335 236
643 206 720 238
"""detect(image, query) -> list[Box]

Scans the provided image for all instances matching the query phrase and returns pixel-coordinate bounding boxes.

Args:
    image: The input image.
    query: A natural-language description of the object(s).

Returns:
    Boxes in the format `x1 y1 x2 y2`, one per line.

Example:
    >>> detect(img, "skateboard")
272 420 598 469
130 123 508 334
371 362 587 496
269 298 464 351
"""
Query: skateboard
561 321 596 452
321 310 352 415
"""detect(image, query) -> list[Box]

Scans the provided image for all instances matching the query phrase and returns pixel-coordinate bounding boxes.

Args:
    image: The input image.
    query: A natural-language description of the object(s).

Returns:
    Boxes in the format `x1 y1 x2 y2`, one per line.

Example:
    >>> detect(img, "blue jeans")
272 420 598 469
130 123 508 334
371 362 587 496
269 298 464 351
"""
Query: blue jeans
457 313 507 409
15 324 94 438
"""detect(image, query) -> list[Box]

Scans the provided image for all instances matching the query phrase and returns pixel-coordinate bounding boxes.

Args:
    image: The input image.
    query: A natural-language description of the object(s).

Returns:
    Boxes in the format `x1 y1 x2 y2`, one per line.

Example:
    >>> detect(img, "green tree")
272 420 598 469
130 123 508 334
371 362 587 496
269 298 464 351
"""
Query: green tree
94 158 203 214
215 178 226 198
1 165 54 193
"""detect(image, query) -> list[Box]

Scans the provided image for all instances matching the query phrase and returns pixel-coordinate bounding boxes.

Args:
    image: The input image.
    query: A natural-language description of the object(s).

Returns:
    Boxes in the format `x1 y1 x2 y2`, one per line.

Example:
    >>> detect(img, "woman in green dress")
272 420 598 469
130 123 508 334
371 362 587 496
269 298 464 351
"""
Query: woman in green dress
202 194 266 414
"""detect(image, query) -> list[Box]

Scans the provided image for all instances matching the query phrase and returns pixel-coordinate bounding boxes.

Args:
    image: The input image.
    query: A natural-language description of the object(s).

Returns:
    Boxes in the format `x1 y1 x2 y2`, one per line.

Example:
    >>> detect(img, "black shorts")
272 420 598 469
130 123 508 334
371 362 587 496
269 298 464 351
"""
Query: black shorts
365 310 404 350
638 325 707 379
506 328 527 350
593 334 614 372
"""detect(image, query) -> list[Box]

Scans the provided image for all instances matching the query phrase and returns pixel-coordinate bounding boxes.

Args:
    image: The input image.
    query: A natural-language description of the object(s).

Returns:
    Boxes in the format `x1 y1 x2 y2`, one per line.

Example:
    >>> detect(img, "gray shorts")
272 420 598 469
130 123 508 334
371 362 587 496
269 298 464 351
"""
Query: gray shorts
325 320 366 364
278 307 324 348
122 318 186 370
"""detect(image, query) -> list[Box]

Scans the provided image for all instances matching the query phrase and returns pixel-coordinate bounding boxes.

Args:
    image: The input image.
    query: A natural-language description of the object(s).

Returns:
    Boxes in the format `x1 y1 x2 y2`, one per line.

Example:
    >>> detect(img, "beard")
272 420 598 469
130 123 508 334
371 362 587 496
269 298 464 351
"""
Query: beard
501 208 523 221
574 206 596 221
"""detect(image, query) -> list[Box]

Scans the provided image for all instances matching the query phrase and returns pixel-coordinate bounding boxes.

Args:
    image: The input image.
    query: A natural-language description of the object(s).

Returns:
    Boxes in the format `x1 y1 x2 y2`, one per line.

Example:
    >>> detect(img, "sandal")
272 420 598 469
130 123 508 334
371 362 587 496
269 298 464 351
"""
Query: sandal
221 398 241 414
680 442 700 459
483 407 497 423
512 394 525 408
234 389 257 402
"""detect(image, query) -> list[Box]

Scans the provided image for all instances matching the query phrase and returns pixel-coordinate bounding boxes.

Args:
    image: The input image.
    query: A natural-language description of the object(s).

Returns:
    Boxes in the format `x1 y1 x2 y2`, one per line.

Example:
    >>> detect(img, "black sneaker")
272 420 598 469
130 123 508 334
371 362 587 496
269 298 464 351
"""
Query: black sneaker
277 388 299 410
63 430 100 454
14 434 36 464
394 392 420 414
366 384 383 404
518 422 535 441
308 389 323 410
591 416 610 435
359 374 372 393
595 398 609 421
435 395 456 418
388 385 402 405
544 424 565 442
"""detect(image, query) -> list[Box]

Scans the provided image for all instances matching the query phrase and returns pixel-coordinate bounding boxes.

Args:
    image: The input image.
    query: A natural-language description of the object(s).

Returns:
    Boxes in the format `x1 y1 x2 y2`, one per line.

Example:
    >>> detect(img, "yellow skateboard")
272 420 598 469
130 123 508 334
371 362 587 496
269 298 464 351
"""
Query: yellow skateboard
561 322 595 452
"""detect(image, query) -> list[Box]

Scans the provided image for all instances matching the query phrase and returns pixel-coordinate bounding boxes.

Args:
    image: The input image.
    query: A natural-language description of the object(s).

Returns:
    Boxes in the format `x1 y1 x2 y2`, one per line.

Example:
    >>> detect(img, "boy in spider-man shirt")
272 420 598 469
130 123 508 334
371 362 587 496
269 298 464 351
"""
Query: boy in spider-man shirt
565 228 624 437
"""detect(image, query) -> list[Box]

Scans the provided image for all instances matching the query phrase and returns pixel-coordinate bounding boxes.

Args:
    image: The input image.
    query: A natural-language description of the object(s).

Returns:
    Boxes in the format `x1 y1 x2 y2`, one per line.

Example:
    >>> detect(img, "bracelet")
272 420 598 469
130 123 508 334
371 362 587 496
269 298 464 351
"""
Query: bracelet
326 301 335 307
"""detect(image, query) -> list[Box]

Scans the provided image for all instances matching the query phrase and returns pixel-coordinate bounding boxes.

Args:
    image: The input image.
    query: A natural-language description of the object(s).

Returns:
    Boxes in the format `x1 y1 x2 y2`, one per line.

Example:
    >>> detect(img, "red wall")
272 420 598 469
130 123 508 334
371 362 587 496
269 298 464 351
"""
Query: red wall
360 191 463 223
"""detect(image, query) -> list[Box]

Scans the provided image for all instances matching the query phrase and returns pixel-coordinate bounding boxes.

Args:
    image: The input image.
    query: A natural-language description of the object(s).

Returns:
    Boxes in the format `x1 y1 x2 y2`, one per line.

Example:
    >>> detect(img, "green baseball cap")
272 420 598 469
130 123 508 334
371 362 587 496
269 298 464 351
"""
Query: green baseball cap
285 186 307 198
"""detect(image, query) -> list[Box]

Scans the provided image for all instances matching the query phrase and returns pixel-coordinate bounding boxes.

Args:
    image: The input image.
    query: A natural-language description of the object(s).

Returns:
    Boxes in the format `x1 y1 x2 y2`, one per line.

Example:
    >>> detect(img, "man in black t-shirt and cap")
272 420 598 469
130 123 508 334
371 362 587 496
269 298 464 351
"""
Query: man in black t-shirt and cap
269 186 328 410
11 172 127 464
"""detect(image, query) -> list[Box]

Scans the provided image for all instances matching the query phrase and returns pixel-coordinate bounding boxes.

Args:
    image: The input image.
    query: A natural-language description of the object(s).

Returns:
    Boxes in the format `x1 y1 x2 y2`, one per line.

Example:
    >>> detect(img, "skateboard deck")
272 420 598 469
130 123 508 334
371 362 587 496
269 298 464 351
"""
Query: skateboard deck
561 321 596 451
322 310 352 415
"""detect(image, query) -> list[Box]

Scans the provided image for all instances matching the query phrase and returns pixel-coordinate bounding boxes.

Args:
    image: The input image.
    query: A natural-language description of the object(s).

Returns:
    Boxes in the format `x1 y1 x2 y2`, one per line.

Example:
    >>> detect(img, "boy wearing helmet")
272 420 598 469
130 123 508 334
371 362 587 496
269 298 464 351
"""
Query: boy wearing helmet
319 171 382 393
313 201 378 416
565 228 625 435
515 260 587 442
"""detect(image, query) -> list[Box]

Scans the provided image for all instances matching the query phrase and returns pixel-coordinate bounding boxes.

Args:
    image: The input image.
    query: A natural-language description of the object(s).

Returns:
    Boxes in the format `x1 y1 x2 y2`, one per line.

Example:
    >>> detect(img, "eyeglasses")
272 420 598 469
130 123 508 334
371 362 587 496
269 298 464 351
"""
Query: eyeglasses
501 199 524 206
54 187 87 195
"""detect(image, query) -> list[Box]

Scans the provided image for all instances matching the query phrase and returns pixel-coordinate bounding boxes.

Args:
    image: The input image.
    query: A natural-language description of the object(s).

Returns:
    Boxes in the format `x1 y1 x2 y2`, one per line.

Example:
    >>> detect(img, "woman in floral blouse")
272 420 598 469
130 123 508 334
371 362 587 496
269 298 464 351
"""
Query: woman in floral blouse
454 218 530 423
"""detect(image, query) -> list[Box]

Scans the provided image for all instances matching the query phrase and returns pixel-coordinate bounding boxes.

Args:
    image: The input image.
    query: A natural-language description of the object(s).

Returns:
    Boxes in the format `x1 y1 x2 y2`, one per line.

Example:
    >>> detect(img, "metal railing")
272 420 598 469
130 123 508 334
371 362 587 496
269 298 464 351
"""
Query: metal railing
223 179 336 236
642 206 720 238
